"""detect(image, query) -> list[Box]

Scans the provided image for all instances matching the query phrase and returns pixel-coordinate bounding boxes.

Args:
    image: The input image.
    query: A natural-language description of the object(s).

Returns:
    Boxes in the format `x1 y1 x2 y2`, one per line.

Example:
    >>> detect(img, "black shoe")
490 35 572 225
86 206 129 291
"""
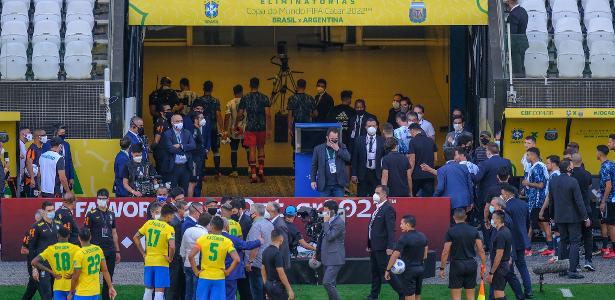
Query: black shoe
568 273 585 279
584 262 596 272
525 293 534 299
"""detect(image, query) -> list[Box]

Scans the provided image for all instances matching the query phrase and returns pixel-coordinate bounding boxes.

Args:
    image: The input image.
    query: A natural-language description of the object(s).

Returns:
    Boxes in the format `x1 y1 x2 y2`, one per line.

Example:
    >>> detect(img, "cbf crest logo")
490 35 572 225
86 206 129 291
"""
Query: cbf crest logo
409 1 427 24
205 1 219 19
511 129 524 141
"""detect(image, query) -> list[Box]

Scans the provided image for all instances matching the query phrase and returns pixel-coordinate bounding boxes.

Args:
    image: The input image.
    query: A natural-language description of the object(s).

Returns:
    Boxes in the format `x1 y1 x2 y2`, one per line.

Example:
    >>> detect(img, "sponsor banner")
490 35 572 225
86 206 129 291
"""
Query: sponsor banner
505 108 615 119
1 197 450 261
503 118 567 177
569 119 615 174
128 0 488 26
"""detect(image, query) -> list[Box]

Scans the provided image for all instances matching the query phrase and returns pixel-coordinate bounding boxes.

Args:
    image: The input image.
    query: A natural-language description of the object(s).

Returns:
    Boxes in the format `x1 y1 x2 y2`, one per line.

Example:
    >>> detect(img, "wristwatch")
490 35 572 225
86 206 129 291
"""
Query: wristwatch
489 272 494 275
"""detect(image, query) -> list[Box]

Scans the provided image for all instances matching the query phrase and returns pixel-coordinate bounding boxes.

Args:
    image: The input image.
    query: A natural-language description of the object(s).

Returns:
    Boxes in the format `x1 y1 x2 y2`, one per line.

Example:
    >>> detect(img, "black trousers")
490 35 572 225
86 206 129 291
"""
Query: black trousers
412 178 434 197
21 259 38 300
358 169 379 197
369 250 403 299
237 277 252 300
101 252 116 300
582 222 594 262
166 255 185 300
37 269 53 300
558 222 582 273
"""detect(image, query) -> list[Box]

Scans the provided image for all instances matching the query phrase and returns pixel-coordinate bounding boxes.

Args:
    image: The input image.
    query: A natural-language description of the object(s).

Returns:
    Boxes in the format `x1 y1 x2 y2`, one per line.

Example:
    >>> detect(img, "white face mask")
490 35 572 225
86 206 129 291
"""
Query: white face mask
367 126 377 136
133 155 143 163
392 101 400 110
372 193 381 203
26 133 33 141
316 87 325 94
153 214 161 220
173 123 183 131
264 211 271 220
40 136 48 144
490 219 496 227
453 124 463 132
199 119 206 127
97 199 108 209
417 113 424 120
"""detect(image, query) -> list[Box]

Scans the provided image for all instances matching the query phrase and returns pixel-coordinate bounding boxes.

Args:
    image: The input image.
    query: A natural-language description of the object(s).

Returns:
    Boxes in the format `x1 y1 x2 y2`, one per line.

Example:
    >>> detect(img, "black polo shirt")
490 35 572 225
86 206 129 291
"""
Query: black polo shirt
56 206 79 245
84 208 117 254
408 133 437 179
490 226 513 265
445 222 479 260
395 230 428 266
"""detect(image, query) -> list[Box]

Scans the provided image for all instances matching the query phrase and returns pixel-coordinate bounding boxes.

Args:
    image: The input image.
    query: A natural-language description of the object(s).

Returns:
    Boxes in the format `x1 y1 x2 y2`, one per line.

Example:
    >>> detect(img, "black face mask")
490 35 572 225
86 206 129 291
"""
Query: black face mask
231 214 239 221
137 127 145 136
356 110 365 116
480 137 490 145
164 112 173 120
208 208 218 216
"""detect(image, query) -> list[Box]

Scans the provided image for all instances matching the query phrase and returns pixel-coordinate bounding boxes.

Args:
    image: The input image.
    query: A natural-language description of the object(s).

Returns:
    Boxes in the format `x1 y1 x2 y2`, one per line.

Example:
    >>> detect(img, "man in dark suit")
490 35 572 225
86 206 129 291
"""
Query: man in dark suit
570 153 597 271
475 143 512 213
352 118 385 197
167 195 187 300
366 185 403 300
267 201 290 269
124 116 149 163
348 99 378 153
506 0 529 77
548 160 590 279
113 137 131 197
163 114 196 193
320 200 346 300
232 198 253 300
310 128 351 197
501 183 533 298
434 148 473 220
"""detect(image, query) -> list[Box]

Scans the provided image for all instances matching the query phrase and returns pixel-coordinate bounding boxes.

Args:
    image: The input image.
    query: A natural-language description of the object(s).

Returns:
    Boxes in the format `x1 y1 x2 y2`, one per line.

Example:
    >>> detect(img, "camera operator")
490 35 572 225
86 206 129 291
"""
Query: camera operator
320 200 346 300
122 143 158 197
284 206 316 257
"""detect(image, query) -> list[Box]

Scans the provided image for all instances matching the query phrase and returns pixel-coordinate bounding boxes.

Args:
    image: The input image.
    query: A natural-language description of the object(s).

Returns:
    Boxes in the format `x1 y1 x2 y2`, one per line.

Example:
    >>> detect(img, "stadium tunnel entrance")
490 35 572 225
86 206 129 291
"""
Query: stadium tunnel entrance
129 1 489 170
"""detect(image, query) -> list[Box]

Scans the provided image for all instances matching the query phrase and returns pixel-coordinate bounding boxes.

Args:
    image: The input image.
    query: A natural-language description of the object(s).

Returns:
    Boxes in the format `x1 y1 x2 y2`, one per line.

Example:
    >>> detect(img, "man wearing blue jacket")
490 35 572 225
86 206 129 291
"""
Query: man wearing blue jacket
222 218 263 300
113 137 131 197
433 148 473 222
42 124 75 189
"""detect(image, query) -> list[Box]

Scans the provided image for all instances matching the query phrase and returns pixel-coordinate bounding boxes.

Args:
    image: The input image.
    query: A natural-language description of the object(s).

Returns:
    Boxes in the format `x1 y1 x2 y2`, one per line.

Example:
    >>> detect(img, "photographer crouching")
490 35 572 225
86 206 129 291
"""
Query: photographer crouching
122 143 159 197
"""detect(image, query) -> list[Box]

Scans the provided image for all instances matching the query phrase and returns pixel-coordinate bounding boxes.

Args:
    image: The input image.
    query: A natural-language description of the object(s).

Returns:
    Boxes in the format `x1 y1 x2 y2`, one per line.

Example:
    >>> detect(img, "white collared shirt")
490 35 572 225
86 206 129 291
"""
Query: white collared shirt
180 224 208 267
365 134 377 169
369 200 388 239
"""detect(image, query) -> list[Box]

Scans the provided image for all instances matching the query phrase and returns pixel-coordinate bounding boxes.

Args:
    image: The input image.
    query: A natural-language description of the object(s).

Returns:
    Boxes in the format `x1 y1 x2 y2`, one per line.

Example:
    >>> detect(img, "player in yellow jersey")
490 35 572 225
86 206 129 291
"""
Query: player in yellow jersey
189 216 240 300
68 228 116 300
221 202 243 238
133 203 177 300
32 227 81 300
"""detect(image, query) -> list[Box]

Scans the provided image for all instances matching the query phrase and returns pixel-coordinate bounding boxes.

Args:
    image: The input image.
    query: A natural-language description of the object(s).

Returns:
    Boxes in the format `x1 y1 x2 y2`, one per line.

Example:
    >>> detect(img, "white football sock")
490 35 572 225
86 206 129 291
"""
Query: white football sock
143 288 153 300
154 291 165 300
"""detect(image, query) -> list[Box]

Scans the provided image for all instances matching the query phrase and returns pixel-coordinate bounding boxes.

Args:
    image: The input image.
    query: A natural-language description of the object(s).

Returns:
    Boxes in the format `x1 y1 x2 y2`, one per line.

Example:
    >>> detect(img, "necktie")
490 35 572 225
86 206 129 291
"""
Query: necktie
176 132 182 144
368 136 374 168
369 205 380 239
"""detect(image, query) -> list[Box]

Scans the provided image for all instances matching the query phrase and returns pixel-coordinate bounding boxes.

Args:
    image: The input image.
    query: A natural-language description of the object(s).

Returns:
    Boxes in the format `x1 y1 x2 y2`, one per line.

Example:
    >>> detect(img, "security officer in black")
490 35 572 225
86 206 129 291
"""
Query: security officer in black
149 76 181 124
28 201 61 300
20 209 43 300
55 192 79 245
84 188 121 300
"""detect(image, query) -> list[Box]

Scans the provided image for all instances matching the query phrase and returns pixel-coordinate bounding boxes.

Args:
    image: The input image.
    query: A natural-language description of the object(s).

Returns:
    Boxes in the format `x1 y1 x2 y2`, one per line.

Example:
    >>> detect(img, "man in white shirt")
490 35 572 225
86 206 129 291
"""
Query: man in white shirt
521 136 536 177
19 127 31 193
38 137 70 198
413 104 435 140
180 213 211 300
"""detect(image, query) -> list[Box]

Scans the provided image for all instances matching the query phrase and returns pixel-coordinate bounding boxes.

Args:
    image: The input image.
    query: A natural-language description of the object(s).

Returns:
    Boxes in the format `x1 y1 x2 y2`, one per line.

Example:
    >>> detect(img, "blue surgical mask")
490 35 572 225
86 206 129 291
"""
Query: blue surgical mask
157 195 167 203
46 211 55 220
489 205 496 214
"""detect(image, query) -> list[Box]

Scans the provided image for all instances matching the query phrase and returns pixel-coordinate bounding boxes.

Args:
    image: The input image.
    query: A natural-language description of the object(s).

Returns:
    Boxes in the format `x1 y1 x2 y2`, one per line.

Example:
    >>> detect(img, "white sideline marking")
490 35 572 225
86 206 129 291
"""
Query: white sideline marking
561 288 573 298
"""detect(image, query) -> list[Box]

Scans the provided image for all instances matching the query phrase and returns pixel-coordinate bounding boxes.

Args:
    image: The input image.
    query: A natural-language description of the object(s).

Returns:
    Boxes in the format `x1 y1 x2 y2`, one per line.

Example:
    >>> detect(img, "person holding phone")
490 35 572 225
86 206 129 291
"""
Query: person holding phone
310 127 351 197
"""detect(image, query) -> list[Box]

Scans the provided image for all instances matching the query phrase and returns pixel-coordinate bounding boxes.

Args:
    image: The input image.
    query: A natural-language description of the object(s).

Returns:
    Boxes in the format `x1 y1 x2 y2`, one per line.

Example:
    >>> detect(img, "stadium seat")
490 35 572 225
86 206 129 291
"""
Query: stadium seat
554 17 583 49
33 1 62 27
587 17 615 50
583 0 612 24
64 20 94 47
521 0 547 14
551 0 580 27
32 41 60 80
525 41 549 77
32 20 61 48
0 21 29 48
589 41 615 77
0 1 29 27
64 41 92 79
66 0 95 6
556 39 585 77
66 1 95 30
526 11 549 45
0 42 27 80
33 0 62 6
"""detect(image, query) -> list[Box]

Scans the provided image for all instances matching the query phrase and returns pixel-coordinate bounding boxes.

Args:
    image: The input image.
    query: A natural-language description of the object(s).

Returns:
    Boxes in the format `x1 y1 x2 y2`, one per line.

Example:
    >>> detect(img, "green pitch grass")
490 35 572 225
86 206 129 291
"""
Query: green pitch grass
3 284 614 299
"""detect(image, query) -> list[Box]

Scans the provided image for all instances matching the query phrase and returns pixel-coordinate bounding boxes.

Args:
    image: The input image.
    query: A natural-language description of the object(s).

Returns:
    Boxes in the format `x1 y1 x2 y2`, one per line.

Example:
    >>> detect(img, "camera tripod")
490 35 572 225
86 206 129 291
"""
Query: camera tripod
268 55 303 112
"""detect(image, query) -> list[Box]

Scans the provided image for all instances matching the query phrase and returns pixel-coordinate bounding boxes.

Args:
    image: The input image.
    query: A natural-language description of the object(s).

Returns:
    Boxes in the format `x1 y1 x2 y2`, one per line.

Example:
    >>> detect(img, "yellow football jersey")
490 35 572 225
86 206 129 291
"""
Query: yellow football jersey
39 242 80 292
228 219 243 238
195 234 236 280
138 220 175 267
73 244 105 296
